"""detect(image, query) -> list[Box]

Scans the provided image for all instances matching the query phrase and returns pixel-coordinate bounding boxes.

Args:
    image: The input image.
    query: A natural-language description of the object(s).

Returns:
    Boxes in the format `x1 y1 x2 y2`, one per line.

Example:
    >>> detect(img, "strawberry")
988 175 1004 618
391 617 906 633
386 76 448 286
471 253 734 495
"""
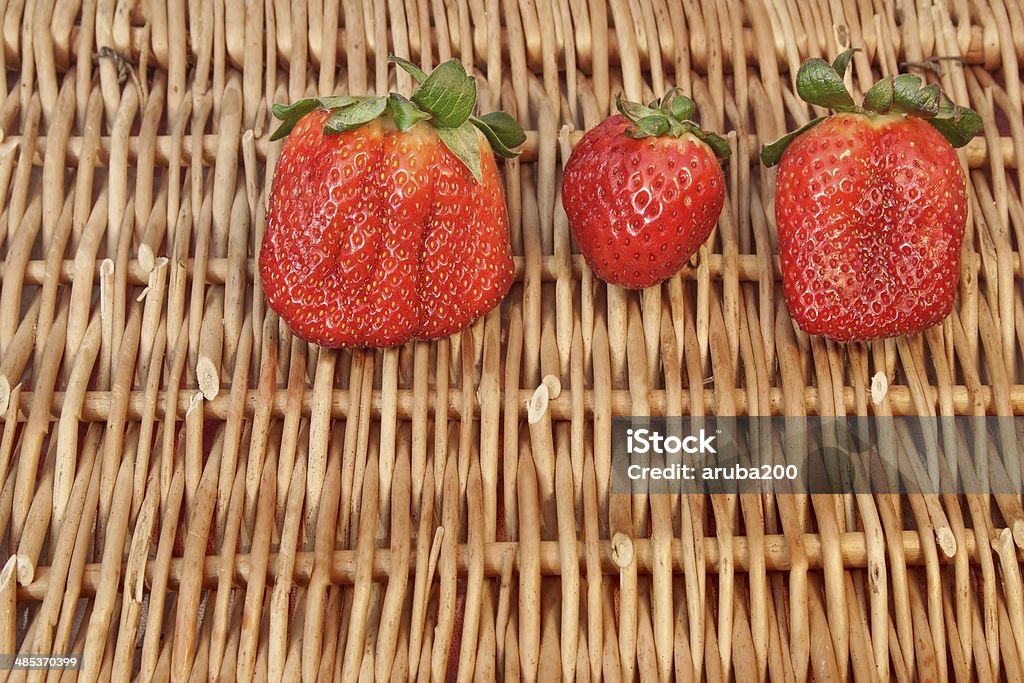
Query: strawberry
561 91 730 289
761 49 982 341
259 57 525 348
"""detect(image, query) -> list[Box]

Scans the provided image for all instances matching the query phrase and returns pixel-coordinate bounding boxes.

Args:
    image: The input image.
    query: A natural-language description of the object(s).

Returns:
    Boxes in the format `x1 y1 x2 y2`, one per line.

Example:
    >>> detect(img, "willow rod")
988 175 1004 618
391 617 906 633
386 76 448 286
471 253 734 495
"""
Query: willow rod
60 24 994 74
6 251 1022 288
16 529 1021 601
0 132 1011 170
6 385 1024 422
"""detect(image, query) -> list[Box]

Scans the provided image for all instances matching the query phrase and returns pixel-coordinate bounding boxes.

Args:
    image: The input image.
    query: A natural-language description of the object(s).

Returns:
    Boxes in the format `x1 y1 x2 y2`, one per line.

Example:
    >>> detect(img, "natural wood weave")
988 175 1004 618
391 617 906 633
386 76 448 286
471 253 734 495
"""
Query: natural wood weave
0 0 1023 680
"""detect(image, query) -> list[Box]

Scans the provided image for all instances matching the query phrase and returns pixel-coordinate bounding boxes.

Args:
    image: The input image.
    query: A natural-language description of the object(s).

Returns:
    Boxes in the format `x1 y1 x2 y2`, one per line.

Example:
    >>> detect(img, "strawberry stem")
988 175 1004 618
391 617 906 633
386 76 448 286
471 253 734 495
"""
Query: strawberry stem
269 56 526 183
615 92 731 159
762 47 982 165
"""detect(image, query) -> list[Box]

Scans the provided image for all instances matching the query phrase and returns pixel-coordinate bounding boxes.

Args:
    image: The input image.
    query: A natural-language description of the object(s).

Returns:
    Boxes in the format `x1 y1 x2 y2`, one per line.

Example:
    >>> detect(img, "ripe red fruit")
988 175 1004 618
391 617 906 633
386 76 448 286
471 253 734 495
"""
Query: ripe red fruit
562 92 730 289
762 49 982 341
259 57 525 348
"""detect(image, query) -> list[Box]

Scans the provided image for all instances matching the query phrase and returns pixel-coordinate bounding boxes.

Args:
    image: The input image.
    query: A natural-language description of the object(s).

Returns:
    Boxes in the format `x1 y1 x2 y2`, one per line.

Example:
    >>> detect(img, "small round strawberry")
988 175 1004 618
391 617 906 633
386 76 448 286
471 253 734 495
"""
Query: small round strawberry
761 49 982 341
260 57 525 348
561 91 730 289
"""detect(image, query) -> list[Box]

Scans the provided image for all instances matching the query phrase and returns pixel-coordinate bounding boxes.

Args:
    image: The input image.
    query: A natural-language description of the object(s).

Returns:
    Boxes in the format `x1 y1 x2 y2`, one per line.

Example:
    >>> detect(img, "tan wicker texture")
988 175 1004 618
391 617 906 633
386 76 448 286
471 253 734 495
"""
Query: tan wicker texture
1 0 1023 680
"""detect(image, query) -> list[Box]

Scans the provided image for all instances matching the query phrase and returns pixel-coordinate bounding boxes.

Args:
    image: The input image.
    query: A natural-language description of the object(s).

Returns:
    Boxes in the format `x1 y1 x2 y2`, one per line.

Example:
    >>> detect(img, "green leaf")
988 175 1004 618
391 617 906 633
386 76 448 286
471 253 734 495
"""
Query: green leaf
759 116 826 167
270 98 320 141
668 93 696 122
388 93 431 131
436 122 483 182
316 95 359 109
388 55 428 84
269 118 302 142
795 58 856 111
831 48 858 78
927 106 983 148
324 96 387 133
687 126 732 159
616 95 659 121
862 76 894 113
272 98 317 122
891 74 940 117
625 115 671 138
269 96 362 141
411 59 477 128
936 92 958 118
470 111 526 158
861 71 983 145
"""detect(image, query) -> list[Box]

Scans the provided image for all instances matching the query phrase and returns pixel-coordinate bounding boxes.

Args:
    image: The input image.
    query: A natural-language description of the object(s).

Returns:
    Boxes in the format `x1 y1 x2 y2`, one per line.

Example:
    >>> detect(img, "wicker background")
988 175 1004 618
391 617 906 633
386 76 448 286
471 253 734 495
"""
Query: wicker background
0 0 1023 680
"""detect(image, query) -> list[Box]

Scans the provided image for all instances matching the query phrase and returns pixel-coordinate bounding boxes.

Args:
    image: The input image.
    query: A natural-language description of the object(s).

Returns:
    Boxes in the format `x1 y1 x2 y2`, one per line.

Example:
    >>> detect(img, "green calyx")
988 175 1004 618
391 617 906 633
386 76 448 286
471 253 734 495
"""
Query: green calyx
269 56 527 183
760 48 983 166
616 90 731 159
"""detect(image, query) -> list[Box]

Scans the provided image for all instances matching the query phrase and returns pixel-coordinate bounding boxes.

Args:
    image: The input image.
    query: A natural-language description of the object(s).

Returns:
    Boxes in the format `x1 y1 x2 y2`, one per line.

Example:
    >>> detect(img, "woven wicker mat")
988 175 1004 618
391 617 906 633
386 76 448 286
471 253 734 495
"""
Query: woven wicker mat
0 0 1022 680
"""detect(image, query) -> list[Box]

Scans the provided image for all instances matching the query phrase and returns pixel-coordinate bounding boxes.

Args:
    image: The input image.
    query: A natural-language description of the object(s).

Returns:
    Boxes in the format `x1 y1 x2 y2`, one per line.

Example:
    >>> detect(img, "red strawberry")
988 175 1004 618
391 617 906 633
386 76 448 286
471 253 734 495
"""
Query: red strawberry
259 57 525 348
761 49 982 341
561 91 730 289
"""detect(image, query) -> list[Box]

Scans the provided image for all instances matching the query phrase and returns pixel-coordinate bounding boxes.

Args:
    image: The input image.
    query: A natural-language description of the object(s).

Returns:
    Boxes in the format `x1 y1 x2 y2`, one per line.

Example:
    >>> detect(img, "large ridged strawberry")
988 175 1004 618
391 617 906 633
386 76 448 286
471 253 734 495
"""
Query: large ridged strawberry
260 57 525 347
561 91 730 289
761 49 982 341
